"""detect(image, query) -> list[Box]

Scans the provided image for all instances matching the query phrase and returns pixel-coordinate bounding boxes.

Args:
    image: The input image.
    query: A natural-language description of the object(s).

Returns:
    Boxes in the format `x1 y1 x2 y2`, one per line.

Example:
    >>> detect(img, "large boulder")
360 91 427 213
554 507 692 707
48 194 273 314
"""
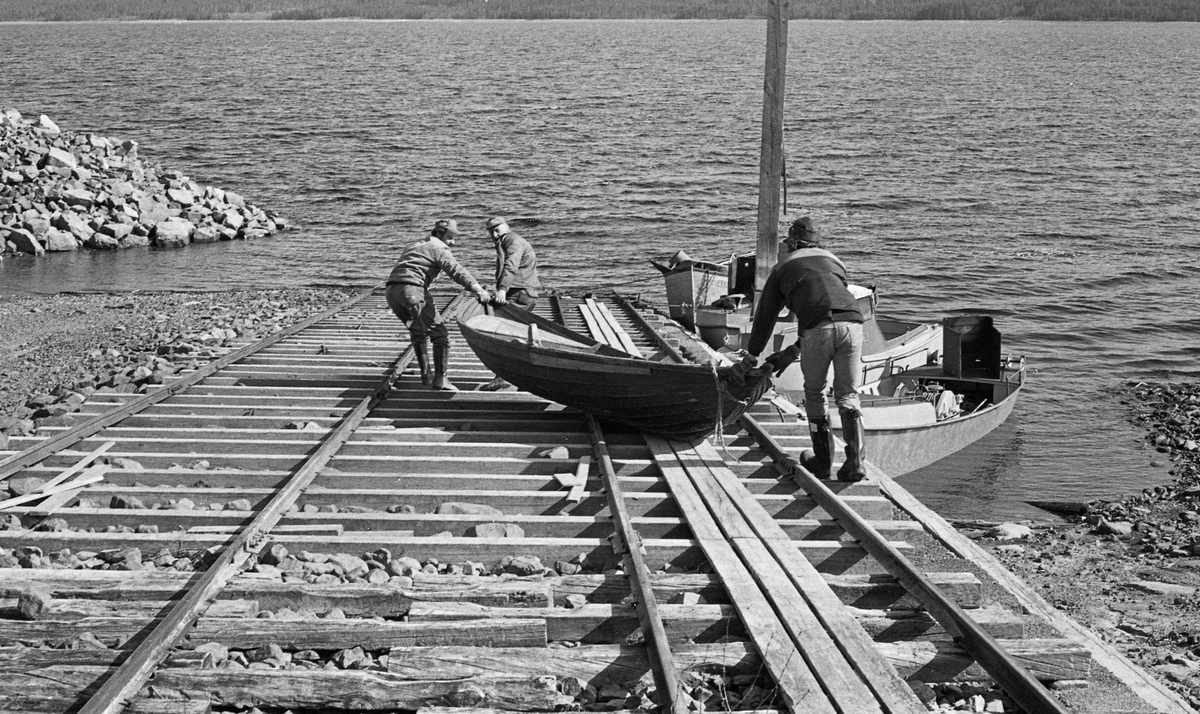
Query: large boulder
43 146 76 169
3 226 44 255
191 224 221 243
60 187 96 209
166 187 195 205
99 222 132 241
87 234 120 250
153 217 195 247
37 114 61 135
54 212 95 242
44 229 78 252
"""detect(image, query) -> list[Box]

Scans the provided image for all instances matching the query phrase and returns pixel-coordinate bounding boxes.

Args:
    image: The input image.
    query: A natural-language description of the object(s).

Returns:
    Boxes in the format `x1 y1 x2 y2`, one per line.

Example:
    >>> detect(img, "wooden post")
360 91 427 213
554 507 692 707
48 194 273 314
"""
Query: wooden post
754 0 789 300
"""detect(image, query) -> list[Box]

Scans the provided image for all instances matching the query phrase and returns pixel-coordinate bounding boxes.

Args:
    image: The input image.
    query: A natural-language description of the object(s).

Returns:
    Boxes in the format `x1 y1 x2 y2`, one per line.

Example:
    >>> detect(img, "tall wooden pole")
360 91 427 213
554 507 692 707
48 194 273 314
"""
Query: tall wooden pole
754 0 788 300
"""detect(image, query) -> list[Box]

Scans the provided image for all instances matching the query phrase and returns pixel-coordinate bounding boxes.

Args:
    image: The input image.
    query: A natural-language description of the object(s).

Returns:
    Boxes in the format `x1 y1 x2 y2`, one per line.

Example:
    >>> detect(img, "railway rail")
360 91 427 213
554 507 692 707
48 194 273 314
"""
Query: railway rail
0 287 1190 714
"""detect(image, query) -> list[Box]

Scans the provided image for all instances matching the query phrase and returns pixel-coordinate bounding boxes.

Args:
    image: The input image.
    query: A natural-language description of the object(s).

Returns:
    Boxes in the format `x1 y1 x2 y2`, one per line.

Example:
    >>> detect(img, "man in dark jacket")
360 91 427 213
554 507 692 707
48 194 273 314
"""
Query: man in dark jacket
739 216 868 481
484 216 542 310
385 219 490 391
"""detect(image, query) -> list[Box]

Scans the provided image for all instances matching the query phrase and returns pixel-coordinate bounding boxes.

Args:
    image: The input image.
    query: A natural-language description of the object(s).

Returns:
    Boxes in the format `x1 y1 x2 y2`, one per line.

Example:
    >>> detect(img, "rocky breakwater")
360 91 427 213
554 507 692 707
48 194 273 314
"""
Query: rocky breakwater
0 108 289 256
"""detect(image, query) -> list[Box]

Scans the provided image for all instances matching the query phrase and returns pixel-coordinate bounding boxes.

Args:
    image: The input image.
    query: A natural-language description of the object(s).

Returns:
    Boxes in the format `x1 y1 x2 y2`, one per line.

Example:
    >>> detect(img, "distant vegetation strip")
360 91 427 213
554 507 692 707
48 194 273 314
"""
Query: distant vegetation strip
0 0 1196 22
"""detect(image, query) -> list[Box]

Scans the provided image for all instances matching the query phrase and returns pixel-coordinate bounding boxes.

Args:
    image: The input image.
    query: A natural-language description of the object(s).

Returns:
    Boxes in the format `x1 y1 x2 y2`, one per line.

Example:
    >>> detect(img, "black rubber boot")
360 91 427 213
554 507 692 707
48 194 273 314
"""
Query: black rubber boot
413 339 432 386
431 343 458 392
800 415 834 480
837 408 868 482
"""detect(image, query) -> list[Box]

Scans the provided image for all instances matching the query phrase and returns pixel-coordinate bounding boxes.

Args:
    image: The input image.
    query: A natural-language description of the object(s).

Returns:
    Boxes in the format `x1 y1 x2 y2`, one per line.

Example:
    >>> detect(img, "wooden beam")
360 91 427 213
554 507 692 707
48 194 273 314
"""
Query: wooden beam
755 0 789 297
143 669 571 711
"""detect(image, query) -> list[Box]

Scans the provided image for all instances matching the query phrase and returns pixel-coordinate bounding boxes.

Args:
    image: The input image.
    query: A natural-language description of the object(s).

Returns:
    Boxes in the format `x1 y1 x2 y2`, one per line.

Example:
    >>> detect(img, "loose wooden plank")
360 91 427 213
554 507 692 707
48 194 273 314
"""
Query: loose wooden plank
0 465 106 511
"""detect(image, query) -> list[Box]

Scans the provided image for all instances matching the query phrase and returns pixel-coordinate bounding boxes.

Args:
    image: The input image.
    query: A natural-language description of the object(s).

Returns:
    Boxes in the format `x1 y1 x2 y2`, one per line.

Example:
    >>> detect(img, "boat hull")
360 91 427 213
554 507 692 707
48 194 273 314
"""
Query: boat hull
458 311 769 441
830 379 1022 476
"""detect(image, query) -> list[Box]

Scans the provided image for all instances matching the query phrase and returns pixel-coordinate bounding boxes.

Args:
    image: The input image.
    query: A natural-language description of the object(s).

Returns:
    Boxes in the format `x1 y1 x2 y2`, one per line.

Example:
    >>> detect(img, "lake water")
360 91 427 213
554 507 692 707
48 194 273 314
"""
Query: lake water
2 19 1198 520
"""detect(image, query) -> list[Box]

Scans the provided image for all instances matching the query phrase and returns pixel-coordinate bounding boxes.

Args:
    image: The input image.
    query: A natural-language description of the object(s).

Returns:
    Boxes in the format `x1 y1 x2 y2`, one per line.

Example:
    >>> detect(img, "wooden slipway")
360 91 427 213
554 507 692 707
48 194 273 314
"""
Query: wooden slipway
0 287 1188 714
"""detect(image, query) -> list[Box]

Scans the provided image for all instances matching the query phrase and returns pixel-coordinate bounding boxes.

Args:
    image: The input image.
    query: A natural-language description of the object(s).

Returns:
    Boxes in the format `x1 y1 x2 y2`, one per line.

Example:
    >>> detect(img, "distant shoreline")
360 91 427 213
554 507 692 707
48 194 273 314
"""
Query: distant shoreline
3 17 1199 23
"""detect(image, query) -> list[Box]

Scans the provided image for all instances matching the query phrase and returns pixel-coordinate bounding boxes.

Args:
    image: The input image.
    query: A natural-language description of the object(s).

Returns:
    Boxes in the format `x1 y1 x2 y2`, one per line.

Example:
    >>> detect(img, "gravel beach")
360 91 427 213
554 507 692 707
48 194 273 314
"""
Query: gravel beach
0 288 361 435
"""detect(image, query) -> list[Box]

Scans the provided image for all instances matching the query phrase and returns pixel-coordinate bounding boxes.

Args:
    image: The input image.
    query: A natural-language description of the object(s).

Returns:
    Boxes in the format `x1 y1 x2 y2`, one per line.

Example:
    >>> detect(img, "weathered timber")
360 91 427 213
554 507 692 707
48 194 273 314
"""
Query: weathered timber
125 700 212 714
550 571 982 608
387 642 758 681
0 598 256 620
880 638 1092 683
143 669 572 711
850 602 1029 642
186 617 549 649
406 602 739 644
383 639 1091 685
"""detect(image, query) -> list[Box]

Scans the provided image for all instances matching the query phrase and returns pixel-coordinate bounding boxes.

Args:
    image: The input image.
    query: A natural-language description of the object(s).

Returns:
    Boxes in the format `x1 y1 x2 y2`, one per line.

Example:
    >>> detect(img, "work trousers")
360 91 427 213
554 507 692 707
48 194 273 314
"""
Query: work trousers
386 284 449 347
505 288 538 310
800 321 863 419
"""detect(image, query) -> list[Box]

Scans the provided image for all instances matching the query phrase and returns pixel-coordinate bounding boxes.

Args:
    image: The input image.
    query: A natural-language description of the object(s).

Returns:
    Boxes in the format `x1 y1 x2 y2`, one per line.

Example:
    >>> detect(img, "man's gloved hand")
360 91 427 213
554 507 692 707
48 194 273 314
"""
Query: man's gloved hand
763 344 800 376
725 352 760 387
472 286 491 305
492 293 508 306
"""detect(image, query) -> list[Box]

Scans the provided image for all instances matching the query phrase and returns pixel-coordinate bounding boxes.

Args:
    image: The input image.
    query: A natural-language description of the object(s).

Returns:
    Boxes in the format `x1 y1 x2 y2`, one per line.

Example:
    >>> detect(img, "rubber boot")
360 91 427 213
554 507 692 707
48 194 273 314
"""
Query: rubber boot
413 340 432 386
800 415 834 480
431 343 458 392
837 408 868 482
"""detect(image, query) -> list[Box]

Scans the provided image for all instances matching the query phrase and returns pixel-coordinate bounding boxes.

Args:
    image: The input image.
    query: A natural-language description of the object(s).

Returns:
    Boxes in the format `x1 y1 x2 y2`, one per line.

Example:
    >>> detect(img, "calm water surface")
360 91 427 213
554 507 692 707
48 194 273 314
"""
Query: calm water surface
2 20 1198 520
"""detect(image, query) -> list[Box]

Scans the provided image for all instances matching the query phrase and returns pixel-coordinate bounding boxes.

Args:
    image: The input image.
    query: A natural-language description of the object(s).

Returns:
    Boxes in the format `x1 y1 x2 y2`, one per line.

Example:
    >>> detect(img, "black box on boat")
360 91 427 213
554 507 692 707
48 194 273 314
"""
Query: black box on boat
942 316 1002 380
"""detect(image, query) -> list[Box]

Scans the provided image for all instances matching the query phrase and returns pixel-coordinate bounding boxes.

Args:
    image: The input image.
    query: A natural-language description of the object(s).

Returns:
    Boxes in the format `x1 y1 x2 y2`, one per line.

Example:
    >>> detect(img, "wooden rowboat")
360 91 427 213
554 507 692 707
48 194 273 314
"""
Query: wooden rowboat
456 303 771 441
